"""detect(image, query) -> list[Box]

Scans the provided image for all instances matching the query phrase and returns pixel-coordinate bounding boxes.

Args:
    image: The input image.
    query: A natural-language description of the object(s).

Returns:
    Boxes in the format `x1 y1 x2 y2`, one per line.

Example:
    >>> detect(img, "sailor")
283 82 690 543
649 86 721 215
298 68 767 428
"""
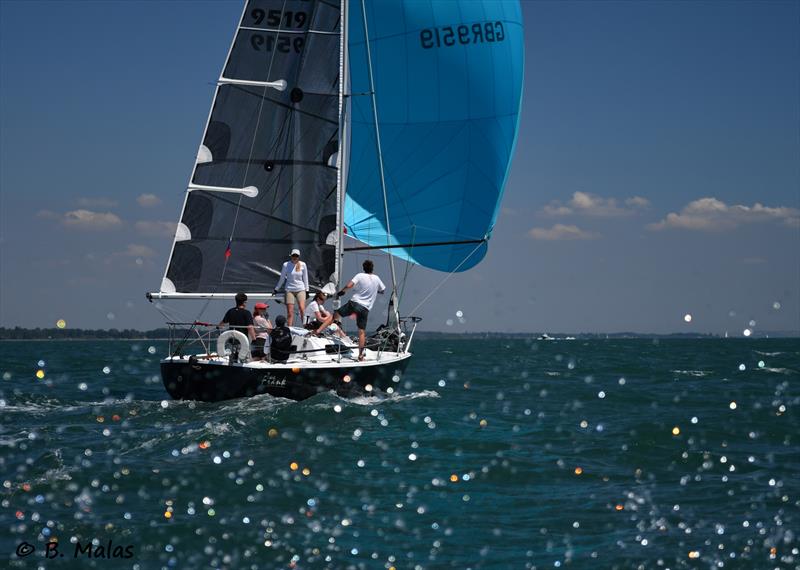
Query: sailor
307 291 347 338
273 248 309 327
251 302 272 359
335 259 386 361
219 292 256 341
269 314 293 363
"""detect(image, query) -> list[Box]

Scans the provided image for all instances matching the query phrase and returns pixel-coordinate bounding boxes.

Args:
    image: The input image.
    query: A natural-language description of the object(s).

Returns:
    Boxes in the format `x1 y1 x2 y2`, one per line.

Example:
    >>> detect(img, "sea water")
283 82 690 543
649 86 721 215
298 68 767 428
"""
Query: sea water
1 338 798 569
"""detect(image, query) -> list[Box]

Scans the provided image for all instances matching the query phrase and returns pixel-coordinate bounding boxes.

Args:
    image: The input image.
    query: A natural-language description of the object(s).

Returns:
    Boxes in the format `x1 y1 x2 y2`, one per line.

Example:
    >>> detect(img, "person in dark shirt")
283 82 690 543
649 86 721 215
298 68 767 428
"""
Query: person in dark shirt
269 314 293 362
219 292 256 341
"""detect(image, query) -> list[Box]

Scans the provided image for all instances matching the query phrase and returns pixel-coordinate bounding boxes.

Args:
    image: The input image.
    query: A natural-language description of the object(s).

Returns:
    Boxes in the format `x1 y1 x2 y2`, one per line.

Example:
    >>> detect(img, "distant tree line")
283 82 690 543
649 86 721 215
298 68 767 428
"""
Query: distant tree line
2 327 791 341
0 327 172 340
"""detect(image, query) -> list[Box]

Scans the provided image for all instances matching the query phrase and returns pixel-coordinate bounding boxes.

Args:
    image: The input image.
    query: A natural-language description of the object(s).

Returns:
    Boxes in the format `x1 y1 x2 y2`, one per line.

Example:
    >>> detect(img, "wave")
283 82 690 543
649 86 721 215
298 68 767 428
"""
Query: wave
303 389 441 409
208 392 295 416
671 370 709 377
119 422 235 455
754 351 784 356
0 395 168 415
7 449 76 487
758 367 794 375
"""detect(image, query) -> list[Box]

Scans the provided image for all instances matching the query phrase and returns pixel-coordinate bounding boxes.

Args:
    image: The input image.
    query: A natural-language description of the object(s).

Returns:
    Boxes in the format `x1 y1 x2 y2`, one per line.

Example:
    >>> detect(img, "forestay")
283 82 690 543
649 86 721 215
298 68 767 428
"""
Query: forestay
160 0 342 295
344 0 524 273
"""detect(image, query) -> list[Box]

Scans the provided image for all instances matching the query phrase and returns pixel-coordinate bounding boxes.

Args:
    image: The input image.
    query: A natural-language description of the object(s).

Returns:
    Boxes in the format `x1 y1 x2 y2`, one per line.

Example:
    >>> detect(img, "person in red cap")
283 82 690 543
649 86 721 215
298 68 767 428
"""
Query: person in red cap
251 302 273 359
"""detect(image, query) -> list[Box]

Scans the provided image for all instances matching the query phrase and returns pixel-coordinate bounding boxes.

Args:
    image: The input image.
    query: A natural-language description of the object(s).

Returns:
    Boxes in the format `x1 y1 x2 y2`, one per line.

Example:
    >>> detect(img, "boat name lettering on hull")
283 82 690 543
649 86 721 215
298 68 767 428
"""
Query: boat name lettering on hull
260 374 287 388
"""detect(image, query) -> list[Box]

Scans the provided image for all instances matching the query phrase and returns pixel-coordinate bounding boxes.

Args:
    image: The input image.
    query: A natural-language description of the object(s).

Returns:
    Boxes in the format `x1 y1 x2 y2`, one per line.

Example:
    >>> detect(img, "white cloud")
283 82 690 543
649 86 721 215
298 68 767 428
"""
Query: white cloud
62 209 123 231
36 209 59 220
137 193 162 208
77 197 118 209
119 244 157 258
106 244 158 266
135 220 177 237
529 224 598 241
648 197 800 231
541 204 573 216
542 191 650 217
625 196 651 209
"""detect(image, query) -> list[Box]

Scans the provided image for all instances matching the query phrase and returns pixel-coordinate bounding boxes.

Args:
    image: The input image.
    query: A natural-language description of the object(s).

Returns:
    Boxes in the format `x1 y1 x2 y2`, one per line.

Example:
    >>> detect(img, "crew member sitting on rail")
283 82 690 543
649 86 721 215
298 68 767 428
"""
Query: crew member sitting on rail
306 291 347 338
219 292 256 341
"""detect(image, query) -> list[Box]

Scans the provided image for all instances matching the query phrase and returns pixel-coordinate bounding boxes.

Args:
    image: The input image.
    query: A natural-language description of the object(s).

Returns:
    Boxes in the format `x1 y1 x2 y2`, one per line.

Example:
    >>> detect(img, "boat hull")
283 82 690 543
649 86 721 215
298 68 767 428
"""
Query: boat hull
160 356 411 402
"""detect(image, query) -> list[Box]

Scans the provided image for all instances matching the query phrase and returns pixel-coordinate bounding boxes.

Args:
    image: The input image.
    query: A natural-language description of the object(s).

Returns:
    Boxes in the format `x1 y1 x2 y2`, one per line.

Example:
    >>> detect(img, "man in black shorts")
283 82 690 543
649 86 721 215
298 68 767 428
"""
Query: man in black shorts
219 292 256 341
335 260 386 361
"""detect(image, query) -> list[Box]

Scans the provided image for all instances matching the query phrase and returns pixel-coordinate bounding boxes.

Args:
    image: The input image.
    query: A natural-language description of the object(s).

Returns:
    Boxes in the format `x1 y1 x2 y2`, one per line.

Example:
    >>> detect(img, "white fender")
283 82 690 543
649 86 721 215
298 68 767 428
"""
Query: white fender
217 330 250 362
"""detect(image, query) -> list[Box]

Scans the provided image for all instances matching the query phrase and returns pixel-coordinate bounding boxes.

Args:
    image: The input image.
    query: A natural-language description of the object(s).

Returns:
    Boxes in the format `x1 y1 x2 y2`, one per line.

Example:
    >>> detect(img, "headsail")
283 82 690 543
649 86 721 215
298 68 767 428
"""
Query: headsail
160 0 342 296
344 0 524 273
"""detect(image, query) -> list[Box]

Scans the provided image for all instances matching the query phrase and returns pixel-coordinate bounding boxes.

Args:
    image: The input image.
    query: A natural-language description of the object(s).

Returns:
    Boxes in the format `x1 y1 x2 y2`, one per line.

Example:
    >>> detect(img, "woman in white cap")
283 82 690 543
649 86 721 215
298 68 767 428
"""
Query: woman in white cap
274 248 309 326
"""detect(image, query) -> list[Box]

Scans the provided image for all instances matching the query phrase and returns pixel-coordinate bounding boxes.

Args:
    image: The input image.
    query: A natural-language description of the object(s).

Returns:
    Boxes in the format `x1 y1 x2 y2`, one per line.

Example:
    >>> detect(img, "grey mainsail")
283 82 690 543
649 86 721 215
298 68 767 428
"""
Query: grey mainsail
161 0 342 296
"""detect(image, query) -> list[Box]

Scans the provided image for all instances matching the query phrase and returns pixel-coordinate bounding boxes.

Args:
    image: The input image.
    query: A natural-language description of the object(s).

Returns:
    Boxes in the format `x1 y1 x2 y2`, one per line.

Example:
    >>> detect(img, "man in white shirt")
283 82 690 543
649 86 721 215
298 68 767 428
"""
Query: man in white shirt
334 259 386 361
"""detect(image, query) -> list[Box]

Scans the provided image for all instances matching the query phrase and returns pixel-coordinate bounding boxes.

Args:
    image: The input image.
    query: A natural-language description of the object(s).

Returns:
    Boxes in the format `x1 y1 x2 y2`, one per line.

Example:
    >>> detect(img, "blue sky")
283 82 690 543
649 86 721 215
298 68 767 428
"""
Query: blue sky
1 0 798 334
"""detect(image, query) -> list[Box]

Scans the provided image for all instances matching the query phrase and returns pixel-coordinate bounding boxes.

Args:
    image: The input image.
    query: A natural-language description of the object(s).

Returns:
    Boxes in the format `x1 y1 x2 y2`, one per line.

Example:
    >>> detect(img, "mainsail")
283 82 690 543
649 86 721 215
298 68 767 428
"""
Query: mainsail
160 0 342 296
344 0 524 273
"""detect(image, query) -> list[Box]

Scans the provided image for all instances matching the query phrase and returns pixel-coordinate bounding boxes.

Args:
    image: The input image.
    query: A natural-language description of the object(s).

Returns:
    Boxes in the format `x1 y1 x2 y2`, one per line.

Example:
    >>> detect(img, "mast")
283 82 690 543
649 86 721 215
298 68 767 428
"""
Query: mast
334 0 349 306
359 0 400 330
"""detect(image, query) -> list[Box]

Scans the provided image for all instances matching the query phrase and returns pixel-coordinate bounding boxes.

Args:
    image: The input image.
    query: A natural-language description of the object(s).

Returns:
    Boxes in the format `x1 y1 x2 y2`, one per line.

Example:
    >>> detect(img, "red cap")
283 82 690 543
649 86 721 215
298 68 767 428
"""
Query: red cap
254 302 269 310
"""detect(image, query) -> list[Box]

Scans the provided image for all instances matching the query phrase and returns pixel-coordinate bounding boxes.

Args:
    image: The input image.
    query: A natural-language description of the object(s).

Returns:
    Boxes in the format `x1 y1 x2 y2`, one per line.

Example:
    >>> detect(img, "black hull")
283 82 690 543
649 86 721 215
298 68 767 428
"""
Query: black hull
160 358 410 402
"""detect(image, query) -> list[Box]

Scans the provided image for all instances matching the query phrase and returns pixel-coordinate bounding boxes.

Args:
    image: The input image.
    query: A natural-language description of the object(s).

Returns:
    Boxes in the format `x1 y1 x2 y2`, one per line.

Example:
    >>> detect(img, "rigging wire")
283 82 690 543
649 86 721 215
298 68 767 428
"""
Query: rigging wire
359 0 399 327
406 241 484 317
397 225 417 305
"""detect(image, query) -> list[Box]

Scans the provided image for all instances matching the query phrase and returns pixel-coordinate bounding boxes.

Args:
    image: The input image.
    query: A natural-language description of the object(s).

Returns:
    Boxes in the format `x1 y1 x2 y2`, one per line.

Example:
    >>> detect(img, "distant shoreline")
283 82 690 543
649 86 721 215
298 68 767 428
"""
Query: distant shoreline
1 327 797 341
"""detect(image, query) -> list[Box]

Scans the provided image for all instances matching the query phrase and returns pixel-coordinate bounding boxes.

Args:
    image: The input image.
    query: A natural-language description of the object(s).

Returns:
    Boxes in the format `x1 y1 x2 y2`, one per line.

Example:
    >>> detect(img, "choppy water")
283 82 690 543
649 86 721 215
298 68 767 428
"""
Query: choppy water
1 338 798 569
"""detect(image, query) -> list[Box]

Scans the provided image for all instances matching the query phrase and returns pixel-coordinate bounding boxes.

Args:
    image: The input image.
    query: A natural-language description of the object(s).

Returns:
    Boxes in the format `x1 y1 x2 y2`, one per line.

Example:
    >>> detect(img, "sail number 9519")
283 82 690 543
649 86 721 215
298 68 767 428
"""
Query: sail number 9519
250 35 305 53
420 22 505 49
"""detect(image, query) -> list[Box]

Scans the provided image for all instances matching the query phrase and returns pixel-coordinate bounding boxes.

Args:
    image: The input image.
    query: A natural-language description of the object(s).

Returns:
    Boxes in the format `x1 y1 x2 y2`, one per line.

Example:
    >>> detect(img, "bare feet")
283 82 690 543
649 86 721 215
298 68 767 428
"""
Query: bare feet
357 353 366 362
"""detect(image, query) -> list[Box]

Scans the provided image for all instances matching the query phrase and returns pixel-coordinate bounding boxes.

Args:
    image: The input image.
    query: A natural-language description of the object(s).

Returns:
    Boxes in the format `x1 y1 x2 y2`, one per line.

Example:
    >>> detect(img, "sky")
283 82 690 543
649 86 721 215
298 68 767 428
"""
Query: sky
1 0 798 335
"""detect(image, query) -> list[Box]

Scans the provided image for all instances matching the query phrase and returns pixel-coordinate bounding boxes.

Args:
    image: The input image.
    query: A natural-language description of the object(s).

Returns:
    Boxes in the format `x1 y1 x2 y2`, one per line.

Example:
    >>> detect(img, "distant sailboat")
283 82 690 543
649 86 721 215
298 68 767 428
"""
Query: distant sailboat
147 0 524 401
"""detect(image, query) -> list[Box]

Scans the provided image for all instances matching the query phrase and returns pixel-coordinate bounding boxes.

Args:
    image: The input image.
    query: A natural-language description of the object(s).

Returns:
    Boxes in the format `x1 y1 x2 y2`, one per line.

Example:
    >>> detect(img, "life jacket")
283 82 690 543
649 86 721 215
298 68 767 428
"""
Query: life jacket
269 326 292 362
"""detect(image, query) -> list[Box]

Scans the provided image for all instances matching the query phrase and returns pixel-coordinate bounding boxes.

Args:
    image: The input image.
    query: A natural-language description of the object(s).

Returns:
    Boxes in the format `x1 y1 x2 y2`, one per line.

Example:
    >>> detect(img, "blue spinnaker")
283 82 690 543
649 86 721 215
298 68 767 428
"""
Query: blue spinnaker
345 0 523 273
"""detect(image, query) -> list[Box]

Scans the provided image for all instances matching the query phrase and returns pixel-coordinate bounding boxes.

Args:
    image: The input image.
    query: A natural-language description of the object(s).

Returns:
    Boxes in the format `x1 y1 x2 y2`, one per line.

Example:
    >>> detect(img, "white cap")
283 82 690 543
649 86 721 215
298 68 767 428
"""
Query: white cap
290 248 301 257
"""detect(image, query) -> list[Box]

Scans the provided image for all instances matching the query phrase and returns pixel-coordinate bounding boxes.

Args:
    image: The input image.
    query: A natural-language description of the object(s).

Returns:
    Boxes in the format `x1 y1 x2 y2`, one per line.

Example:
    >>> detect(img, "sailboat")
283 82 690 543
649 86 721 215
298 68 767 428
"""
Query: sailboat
146 0 524 401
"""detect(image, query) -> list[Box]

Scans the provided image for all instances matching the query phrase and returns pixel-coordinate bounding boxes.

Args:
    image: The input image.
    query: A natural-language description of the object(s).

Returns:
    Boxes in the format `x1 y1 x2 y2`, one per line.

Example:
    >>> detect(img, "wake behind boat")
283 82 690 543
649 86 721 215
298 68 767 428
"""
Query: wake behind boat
146 0 524 402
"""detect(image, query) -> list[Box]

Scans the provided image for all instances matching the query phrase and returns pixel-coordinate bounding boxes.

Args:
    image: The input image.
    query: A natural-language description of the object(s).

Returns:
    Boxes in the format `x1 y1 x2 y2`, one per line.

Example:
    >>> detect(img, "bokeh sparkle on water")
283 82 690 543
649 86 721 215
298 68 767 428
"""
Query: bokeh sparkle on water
1 338 798 568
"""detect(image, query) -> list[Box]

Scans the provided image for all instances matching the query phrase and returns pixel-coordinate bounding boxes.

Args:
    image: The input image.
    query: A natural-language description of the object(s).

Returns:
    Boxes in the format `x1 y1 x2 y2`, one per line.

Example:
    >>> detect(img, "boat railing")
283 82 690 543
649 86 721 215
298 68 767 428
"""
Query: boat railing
165 321 228 358
164 316 421 361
